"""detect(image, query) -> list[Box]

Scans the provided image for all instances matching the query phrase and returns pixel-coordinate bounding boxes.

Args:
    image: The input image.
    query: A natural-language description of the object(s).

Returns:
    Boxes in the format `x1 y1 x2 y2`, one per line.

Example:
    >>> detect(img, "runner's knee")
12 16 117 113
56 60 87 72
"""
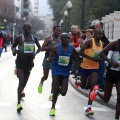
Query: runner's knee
42 76 48 80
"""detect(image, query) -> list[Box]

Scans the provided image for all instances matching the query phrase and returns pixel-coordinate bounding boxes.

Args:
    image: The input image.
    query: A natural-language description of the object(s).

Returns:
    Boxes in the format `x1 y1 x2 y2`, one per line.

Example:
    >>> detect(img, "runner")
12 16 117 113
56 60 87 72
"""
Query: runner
48 33 76 116
90 39 120 120
75 29 104 116
38 25 61 101
11 22 41 112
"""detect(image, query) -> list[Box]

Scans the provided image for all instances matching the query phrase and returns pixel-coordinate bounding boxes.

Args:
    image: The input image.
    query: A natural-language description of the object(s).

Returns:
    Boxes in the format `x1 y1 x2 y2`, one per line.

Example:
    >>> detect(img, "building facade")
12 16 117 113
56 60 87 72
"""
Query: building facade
34 0 39 16
102 11 120 41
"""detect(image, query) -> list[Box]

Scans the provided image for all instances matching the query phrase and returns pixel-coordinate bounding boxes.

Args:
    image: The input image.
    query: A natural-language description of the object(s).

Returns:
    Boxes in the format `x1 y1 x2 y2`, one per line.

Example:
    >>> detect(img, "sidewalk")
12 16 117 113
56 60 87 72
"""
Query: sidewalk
69 74 116 110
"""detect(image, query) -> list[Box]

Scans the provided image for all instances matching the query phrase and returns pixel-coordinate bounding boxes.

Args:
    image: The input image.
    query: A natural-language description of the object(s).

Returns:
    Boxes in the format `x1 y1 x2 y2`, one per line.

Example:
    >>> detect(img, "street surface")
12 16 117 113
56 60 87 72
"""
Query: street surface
0 42 116 120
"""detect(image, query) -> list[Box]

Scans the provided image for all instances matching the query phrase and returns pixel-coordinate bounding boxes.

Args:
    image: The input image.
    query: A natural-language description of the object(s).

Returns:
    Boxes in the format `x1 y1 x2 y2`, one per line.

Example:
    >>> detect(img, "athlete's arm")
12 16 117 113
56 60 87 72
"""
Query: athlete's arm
99 40 119 68
41 36 52 51
11 37 19 53
72 46 77 61
34 36 41 54
47 46 57 61
79 39 99 62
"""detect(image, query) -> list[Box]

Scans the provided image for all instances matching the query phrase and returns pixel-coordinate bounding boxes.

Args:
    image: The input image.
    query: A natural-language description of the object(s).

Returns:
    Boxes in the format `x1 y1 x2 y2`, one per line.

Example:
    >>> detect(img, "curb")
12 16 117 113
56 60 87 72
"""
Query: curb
69 75 116 110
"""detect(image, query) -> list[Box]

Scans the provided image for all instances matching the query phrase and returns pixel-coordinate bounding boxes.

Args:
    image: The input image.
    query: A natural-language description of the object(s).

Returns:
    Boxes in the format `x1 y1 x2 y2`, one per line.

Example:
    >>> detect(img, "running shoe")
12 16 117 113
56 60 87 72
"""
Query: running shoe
38 85 42 94
74 76 81 88
21 93 25 99
85 107 94 116
17 103 23 112
90 85 99 101
49 108 55 116
58 93 60 96
48 95 53 101
74 82 79 88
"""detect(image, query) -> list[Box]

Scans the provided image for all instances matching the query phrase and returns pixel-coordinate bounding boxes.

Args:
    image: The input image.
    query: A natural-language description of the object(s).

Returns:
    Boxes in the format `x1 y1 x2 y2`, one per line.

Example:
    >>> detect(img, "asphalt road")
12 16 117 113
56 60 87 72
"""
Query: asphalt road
0 43 116 120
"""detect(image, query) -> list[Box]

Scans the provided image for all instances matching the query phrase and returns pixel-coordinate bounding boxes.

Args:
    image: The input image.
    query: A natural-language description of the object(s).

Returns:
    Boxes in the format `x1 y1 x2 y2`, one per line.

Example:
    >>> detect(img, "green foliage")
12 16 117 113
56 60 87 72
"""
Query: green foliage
48 0 120 30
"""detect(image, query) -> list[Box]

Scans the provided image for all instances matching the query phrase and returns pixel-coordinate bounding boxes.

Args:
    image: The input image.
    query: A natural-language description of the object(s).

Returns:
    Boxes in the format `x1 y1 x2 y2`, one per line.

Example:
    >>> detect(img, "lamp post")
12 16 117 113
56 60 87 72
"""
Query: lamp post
59 19 64 32
13 22 16 38
66 1 72 33
80 0 85 29
64 10 68 32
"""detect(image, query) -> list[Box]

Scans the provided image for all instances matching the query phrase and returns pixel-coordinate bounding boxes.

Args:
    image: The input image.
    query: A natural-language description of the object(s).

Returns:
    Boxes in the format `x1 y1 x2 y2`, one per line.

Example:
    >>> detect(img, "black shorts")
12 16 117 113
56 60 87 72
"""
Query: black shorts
16 52 34 72
105 69 120 84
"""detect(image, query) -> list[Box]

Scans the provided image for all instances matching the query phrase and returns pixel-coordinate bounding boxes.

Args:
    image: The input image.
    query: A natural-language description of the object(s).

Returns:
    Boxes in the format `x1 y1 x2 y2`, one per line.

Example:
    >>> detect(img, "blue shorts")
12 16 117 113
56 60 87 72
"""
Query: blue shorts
42 57 52 69
78 67 99 76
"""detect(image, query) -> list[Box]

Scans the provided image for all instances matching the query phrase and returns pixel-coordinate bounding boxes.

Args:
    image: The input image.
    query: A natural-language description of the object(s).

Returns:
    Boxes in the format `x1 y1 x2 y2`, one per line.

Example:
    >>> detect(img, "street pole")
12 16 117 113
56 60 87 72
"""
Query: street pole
81 0 85 29
65 16 67 32
66 1 72 33
68 8 70 33
64 10 68 33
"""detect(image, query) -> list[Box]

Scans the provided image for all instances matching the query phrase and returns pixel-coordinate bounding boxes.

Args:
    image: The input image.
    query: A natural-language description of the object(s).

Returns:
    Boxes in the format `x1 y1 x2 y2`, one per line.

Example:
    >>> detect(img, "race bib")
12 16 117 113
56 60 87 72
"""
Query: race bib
58 56 70 66
93 50 101 58
24 42 35 53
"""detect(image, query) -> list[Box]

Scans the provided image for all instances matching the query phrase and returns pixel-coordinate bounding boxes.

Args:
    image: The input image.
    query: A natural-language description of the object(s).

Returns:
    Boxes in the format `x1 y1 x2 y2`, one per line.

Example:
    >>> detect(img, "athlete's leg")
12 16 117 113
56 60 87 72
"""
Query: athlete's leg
79 74 88 89
60 77 69 96
21 71 30 96
23 71 30 89
17 69 24 104
51 80 54 93
115 81 120 119
40 67 50 84
97 81 113 102
52 76 60 109
88 72 98 105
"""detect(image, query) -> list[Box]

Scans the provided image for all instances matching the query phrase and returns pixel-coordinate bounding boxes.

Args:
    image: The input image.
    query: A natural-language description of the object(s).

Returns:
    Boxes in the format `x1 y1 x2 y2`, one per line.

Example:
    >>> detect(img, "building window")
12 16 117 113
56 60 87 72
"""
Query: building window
16 7 19 12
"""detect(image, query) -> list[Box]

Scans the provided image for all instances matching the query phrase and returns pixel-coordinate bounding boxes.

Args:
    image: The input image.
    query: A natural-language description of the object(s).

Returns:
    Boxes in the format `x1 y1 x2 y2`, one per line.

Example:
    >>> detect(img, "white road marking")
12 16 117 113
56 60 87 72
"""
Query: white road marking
84 107 108 111
0 54 12 60
0 102 12 106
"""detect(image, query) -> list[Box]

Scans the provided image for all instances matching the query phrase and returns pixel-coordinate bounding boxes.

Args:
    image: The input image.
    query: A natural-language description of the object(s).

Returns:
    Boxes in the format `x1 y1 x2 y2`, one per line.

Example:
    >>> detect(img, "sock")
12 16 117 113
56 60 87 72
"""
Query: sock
95 90 98 94
39 82 43 86
50 93 53 96
87 105 91 109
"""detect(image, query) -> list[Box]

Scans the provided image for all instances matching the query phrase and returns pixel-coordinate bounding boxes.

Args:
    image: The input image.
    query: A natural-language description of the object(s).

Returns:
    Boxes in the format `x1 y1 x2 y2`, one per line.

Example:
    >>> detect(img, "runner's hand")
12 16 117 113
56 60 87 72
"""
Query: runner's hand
110 61 119 68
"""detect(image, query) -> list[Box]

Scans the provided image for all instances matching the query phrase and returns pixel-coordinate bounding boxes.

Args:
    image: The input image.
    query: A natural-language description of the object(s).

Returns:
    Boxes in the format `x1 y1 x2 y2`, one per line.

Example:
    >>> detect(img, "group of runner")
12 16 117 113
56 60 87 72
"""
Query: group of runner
11 21 120 120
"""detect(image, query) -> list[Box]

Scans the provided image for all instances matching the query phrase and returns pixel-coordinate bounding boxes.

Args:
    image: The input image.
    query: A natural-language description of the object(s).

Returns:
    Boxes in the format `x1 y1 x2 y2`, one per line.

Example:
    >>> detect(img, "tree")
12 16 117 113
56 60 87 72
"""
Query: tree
29 16 45 35
0 0 14 23
47 0 120 29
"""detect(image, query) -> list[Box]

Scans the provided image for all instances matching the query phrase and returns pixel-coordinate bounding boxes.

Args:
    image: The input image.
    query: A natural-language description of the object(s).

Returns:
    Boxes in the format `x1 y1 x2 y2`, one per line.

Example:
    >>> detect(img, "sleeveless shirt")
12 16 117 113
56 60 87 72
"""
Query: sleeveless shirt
81 38 103 69
45 35 61 58
51 44 73 77
18 34 35 53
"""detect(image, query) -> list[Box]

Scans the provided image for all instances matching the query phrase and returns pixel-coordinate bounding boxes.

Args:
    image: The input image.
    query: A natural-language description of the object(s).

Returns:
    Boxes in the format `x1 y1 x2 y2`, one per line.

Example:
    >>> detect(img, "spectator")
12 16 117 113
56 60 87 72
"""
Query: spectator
10 36 13 45
2 33 7 52
0 31 3 57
